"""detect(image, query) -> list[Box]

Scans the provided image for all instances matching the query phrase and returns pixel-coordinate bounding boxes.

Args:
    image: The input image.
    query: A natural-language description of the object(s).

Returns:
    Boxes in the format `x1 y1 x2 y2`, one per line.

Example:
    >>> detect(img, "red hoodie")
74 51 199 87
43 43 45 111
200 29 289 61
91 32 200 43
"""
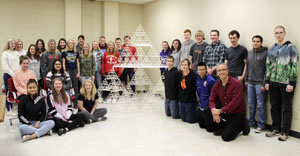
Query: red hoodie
121 44 138 62
101 51 122 77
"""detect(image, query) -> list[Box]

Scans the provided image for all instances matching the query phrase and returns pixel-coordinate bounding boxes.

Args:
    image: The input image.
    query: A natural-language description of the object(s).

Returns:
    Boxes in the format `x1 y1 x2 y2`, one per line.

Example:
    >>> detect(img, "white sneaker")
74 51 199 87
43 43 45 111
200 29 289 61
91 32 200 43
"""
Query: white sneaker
255 127 264 133
22 135 30 142
47 130 53 136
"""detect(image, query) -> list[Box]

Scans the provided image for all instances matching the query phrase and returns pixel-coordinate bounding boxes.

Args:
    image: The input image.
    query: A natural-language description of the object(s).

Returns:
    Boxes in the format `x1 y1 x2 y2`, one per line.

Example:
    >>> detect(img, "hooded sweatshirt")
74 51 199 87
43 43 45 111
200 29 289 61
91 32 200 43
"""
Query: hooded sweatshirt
245 47 268 85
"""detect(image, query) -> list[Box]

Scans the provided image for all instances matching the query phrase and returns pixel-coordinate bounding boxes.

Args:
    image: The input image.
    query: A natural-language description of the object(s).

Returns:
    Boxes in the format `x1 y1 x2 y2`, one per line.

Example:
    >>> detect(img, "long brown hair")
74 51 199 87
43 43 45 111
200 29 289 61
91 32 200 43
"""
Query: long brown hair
51 78 69 104
26 44 40 61
106 41 118 57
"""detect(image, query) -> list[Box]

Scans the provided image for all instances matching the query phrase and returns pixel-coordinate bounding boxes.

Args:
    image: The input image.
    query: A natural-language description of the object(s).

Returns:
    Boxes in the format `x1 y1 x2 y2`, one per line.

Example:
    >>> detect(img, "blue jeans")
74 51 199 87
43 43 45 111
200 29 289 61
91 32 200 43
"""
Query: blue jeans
247 83 266 129
165 99 180 119
179 101 196 123
19 120 55 137
3 73 12 111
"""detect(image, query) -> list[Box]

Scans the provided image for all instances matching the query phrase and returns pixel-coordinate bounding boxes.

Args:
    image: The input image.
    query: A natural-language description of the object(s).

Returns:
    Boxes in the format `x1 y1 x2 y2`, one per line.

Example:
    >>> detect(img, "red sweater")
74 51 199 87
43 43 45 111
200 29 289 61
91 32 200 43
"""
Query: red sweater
209 77 245 114
101 51 122 77
121 44 138 61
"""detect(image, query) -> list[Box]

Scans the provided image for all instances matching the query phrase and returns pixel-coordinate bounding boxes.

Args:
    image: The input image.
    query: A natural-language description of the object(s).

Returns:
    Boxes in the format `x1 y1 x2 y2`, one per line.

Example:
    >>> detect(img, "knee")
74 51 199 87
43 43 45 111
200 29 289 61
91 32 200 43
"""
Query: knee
47 120 55 128
221 131 236 142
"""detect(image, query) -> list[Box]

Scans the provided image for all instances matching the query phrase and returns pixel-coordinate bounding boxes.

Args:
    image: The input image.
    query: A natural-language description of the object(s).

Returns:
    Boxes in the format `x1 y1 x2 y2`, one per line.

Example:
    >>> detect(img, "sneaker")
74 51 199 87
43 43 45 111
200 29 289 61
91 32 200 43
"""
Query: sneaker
278 133 288 141
242 118 250 135
58 128 66 136
255 127 264 133
78 121 85 127
22 135 30 142
213 129 222 136
47 130 53 136
266 130 280 137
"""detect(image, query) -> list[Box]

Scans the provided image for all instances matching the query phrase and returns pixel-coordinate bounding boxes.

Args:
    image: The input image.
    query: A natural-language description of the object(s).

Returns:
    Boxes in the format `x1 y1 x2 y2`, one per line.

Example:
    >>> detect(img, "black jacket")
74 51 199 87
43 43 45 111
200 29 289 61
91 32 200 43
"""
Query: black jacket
164 67 180 100
18 94 46 125
177 70 197 103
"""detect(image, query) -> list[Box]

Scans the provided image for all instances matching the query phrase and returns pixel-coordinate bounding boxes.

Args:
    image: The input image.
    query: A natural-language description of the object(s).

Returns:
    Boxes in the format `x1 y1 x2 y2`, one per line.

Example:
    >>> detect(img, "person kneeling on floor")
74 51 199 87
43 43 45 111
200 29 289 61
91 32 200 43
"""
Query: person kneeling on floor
204 63 250 141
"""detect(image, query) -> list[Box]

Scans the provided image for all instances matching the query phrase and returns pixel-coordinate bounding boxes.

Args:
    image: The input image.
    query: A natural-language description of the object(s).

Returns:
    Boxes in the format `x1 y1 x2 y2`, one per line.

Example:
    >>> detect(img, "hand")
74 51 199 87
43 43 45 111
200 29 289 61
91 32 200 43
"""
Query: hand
211 108 220 116
213 115 221 123
91 76 95 81
286 85 294 92
196 96 199 102
261 86 266 92
237 76 244 82
34 121 40 128
265 84 269 91
67 120 73 123
245 82 248 88
134 68 137 72
76 73 80 78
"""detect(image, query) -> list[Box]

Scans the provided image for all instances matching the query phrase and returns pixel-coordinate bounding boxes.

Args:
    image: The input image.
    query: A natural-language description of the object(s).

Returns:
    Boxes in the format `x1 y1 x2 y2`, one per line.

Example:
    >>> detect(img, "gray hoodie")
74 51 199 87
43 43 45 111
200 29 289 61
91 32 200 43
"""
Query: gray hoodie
245 47 268 85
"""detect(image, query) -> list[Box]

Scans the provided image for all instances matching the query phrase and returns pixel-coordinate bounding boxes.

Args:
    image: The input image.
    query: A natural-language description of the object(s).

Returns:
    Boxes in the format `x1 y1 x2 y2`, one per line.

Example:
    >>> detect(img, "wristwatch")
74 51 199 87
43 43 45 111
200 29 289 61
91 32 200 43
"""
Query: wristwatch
219 109 222 114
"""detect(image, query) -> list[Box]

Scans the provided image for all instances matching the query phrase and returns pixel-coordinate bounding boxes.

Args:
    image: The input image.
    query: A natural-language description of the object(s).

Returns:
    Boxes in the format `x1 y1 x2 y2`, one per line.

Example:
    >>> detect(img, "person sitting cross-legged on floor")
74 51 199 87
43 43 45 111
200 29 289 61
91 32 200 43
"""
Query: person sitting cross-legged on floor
18 79 54 142
77 79 107 124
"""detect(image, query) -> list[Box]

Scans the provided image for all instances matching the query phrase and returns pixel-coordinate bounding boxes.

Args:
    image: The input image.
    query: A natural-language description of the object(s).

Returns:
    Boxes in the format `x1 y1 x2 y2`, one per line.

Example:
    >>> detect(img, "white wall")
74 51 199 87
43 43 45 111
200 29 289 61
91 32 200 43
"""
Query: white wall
144 0 300 132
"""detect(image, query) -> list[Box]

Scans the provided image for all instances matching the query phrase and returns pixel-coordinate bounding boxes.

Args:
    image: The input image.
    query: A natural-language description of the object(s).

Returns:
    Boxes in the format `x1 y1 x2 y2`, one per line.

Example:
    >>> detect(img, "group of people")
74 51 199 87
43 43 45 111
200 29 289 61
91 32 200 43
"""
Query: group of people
1 25 298 142
2 35 138 141
162 25 298 142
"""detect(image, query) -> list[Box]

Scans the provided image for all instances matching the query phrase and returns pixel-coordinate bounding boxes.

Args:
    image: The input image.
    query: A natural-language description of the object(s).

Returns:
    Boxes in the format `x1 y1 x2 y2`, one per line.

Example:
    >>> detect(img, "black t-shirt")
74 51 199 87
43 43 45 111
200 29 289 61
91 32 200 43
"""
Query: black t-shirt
78 93 99 113
225 45 248 77
189 42 208 71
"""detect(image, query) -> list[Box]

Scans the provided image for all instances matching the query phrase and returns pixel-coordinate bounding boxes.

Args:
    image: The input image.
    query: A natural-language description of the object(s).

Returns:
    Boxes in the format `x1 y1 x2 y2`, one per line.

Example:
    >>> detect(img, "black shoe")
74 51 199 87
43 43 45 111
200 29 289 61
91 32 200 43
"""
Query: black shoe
58 128 66 136
99 116 107 121
78 121 85 127
213 129 222 136
243 118 250 135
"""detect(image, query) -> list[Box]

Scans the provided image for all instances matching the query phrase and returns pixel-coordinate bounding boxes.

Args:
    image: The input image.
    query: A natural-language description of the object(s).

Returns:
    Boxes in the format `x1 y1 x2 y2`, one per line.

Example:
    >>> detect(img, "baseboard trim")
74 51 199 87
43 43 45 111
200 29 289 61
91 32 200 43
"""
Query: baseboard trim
265 124 300 139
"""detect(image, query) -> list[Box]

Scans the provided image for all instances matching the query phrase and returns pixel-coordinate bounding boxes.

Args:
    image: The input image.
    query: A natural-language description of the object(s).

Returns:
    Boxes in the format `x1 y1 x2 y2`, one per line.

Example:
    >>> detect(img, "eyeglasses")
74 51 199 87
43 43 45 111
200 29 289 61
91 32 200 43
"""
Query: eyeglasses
217 69 227 72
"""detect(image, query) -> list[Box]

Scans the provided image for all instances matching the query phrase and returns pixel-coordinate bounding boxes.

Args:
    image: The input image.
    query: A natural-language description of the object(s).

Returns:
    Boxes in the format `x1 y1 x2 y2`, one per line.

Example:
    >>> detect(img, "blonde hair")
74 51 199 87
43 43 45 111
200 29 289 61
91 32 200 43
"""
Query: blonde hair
106 41 118 56
81 43 92 57
2 39 16 52
66 39 77 52
80 79 97 101
91 41 100 51
16 39 24 50
195 30 205 40
48 39 57 52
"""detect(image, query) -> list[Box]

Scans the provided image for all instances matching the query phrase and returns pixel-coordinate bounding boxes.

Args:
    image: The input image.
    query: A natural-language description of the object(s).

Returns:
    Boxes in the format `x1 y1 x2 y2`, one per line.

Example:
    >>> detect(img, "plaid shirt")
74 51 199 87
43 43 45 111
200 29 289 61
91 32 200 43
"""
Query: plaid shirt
203 41 227 69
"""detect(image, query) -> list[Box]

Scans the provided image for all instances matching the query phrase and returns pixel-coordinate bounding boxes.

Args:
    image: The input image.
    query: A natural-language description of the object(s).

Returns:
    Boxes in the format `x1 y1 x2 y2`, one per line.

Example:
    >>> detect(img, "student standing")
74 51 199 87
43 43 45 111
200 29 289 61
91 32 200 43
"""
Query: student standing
62 39 80 108
91 41 103 89
189 30 208 72
160 41 171 75
2 39 21 113
16 39 27 55
79 43 96 83
265 26 299 141
245 35 268 133
171 39 182 71
57 38 67 53
26 44 41 86
35 39 46 55
180 29 195 61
